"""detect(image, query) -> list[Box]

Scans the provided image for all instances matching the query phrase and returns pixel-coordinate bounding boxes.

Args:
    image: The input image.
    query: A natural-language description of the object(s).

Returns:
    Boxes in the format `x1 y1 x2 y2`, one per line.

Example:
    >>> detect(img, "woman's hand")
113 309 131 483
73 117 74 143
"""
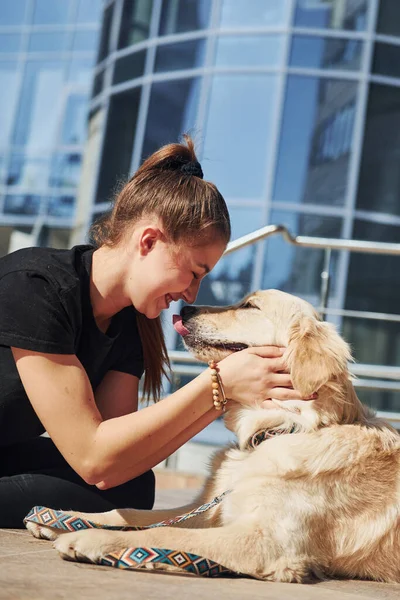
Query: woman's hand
217 346 317 408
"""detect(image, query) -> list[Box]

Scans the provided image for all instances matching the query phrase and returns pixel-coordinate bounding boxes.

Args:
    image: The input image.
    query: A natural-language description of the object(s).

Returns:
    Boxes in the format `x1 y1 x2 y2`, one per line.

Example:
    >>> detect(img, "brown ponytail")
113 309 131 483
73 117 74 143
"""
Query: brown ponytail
89 135 230 403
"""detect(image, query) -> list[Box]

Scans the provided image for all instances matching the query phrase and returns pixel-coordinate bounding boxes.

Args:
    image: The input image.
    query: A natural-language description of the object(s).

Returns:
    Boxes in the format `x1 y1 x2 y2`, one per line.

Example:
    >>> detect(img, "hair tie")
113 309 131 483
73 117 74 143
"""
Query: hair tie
180 161 204 179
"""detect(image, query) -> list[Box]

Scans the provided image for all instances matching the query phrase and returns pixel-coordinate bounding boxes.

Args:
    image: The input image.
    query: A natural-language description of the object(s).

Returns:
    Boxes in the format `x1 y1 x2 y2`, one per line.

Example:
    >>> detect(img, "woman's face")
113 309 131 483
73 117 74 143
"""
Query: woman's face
129 229 226 319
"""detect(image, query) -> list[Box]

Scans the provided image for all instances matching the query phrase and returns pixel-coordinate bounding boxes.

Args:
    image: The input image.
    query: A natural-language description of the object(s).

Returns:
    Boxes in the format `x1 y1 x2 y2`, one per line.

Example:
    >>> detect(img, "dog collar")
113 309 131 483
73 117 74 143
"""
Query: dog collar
246 425 297 450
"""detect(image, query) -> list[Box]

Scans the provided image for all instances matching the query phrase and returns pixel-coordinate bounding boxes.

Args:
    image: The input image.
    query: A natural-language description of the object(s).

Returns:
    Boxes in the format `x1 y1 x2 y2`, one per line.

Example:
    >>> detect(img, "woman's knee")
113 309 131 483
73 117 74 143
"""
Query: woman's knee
100 469 155 510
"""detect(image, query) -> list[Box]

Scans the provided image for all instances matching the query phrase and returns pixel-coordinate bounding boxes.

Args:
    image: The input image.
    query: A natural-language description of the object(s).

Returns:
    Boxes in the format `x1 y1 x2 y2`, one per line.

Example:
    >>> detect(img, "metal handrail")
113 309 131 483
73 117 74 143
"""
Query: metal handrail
224 224 400 256
167 224 400 406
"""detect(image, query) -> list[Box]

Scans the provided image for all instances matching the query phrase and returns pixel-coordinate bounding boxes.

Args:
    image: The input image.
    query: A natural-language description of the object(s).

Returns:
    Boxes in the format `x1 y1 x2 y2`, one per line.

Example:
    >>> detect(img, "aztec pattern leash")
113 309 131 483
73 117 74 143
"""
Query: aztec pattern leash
24 490 236 577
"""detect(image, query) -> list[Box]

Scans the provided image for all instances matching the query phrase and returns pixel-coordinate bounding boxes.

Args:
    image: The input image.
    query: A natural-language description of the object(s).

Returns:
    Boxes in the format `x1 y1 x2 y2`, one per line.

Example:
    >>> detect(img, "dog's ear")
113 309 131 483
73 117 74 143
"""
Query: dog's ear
285 316 351 397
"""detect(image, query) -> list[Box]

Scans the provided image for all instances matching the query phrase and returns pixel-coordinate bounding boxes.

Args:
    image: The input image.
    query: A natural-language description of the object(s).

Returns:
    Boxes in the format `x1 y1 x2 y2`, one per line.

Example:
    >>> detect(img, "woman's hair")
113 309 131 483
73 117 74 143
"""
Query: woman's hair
90 134 231 404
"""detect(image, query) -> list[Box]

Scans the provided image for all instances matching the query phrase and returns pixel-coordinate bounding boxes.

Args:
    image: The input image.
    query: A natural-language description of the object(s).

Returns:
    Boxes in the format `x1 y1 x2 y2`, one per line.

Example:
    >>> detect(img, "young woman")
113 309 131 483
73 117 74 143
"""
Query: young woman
0 136 308 528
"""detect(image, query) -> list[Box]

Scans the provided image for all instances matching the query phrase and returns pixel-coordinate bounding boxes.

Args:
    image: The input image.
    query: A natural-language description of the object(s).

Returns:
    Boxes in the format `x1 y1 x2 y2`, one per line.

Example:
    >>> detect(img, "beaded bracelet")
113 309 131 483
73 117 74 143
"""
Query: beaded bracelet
208 360 228 411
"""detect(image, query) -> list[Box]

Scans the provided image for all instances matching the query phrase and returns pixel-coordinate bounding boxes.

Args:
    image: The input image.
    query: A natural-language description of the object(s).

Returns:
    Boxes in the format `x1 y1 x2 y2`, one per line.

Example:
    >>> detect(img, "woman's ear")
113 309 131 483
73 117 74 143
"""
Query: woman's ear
285 316 351 397
139 227 162 256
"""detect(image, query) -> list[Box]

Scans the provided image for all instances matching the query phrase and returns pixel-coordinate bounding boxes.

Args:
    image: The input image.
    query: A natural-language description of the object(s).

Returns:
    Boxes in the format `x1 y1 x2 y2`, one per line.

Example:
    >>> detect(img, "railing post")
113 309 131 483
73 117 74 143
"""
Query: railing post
319 248 332 321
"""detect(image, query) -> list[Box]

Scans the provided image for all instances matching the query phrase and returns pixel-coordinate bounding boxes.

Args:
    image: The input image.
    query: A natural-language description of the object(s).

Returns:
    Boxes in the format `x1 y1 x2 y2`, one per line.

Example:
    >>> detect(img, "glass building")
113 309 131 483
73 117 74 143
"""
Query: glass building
0 0 102 254
79 0 400 415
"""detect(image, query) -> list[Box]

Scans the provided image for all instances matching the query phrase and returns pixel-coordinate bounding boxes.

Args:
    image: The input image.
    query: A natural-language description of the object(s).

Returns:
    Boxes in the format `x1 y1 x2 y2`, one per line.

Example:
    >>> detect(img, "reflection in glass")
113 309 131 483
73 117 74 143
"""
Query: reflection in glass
159 0 211 35
376 0 400 38
118 0 153 49
28 32 70 53
76 0 103 24
220 0 289 28
113 51 146 84
0 34 22 53
32 0 70 25
0 62 19 148
95 89 141 204
215 35 283 67
67 58 94 84
72 30 99 53
372 43 400 79
97 4 113 62
47 196 75 218
290 36 363 71
4 195 41 215
274 75 357 206
294 0 367 31
50 154 82 188
0 156 6 185
0 0 27 26
92 68 105 96
6 155 50 190
356 84 400 216
154 40 206 72
262 211 342 308
13 61 65 150
141 78 201 161
196 206 262 308
61 95 88 145
345 219 400 314
202 74 277 198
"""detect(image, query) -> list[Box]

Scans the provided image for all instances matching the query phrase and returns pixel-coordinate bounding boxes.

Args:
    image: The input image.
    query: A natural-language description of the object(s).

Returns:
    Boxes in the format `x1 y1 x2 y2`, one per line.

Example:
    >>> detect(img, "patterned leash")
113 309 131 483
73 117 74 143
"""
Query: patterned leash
24 490 236 578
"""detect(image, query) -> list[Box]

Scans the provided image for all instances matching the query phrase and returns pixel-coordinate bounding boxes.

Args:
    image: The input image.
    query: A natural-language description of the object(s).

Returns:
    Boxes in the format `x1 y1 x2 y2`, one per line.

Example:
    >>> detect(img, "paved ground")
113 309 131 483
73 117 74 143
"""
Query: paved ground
1 488 399 600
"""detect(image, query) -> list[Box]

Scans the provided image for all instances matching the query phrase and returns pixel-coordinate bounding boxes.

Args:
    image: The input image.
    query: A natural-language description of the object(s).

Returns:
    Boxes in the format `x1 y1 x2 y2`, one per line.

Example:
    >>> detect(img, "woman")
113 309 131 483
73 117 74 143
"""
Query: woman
0 136 309 528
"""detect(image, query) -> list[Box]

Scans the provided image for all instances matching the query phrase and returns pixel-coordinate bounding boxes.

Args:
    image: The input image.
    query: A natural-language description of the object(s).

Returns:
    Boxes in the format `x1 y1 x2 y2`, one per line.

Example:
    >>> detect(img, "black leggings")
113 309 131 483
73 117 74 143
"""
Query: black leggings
0 436 155 528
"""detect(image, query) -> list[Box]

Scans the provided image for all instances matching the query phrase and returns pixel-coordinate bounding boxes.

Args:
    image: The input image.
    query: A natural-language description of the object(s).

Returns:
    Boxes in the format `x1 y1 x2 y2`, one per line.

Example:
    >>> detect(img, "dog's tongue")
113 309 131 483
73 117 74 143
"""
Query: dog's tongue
173 315 190 337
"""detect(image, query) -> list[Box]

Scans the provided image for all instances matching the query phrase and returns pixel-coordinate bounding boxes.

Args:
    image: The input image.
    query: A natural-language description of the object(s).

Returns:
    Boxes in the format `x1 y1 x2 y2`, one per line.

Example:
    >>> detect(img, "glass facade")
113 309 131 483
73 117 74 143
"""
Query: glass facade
0 0 102 246
84 0 400 415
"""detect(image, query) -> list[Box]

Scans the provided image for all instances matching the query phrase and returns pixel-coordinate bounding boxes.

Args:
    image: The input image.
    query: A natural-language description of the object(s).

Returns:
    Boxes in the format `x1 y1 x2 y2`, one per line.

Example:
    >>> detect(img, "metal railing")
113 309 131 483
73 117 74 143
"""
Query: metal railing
168 224 400 426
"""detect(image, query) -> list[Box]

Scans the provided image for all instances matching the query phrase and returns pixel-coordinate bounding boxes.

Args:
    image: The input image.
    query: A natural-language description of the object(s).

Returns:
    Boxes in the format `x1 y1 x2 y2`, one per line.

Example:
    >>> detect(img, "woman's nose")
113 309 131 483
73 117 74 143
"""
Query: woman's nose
183 279 201 304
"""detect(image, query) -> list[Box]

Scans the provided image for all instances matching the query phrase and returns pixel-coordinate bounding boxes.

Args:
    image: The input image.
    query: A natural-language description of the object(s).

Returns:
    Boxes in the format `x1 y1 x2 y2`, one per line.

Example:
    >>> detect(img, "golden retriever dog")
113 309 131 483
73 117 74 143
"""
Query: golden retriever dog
26 290 400 583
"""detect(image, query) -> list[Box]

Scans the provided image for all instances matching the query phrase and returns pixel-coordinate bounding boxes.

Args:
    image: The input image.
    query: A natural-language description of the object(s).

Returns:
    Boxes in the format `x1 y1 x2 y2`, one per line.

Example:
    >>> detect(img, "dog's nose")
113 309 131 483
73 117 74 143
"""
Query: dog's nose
181 305 197 319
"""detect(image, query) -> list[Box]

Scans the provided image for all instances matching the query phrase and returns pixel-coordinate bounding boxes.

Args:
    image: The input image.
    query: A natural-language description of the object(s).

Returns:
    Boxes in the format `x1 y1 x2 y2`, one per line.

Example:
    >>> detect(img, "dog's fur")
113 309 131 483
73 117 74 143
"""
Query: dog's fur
27 290 400 583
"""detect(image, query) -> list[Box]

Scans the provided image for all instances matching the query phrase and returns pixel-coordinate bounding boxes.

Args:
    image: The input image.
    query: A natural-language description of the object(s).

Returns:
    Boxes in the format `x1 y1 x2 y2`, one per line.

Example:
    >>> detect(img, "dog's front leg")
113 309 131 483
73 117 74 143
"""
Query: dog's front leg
26 498 209 541
53 520 269 579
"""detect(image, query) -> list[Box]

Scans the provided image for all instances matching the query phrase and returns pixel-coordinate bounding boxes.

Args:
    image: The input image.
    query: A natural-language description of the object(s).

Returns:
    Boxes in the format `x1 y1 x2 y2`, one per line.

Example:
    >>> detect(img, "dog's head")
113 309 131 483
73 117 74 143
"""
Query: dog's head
174 289 368 448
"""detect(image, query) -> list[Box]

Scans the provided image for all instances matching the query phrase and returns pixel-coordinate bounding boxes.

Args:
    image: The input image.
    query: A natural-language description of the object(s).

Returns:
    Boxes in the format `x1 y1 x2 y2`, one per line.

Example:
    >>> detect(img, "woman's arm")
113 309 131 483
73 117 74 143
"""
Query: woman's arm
11 348 219 486
95 371 139 420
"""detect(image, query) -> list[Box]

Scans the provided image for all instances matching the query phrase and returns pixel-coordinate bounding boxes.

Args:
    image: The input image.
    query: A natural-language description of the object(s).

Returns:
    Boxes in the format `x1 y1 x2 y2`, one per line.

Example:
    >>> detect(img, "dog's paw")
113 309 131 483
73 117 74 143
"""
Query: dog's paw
261 557 324 583
25 521 62 541
53 529 128 564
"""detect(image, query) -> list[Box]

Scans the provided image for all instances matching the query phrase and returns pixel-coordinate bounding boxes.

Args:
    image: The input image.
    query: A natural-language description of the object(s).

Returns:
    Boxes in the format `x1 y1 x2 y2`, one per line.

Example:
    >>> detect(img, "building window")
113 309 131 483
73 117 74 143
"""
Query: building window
32 0 71 25
97 3 113 62
141 77 201 162
154 39 206 72
0 0 27 26
195 206 263 308
344 219 400 413
290 35 363 71
214 35 283 67
262 211 342 308
372 42 400 79
294 0 368 31
376 0 400 38
95 88 141 204
202 74 278 199
159 0 211 36
273 75 358 206
0 34 22 54
0 62 19 148
220 0 289 28
118 0 153 49
356 83 400 217
113 50 146 84
12 61 65 151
